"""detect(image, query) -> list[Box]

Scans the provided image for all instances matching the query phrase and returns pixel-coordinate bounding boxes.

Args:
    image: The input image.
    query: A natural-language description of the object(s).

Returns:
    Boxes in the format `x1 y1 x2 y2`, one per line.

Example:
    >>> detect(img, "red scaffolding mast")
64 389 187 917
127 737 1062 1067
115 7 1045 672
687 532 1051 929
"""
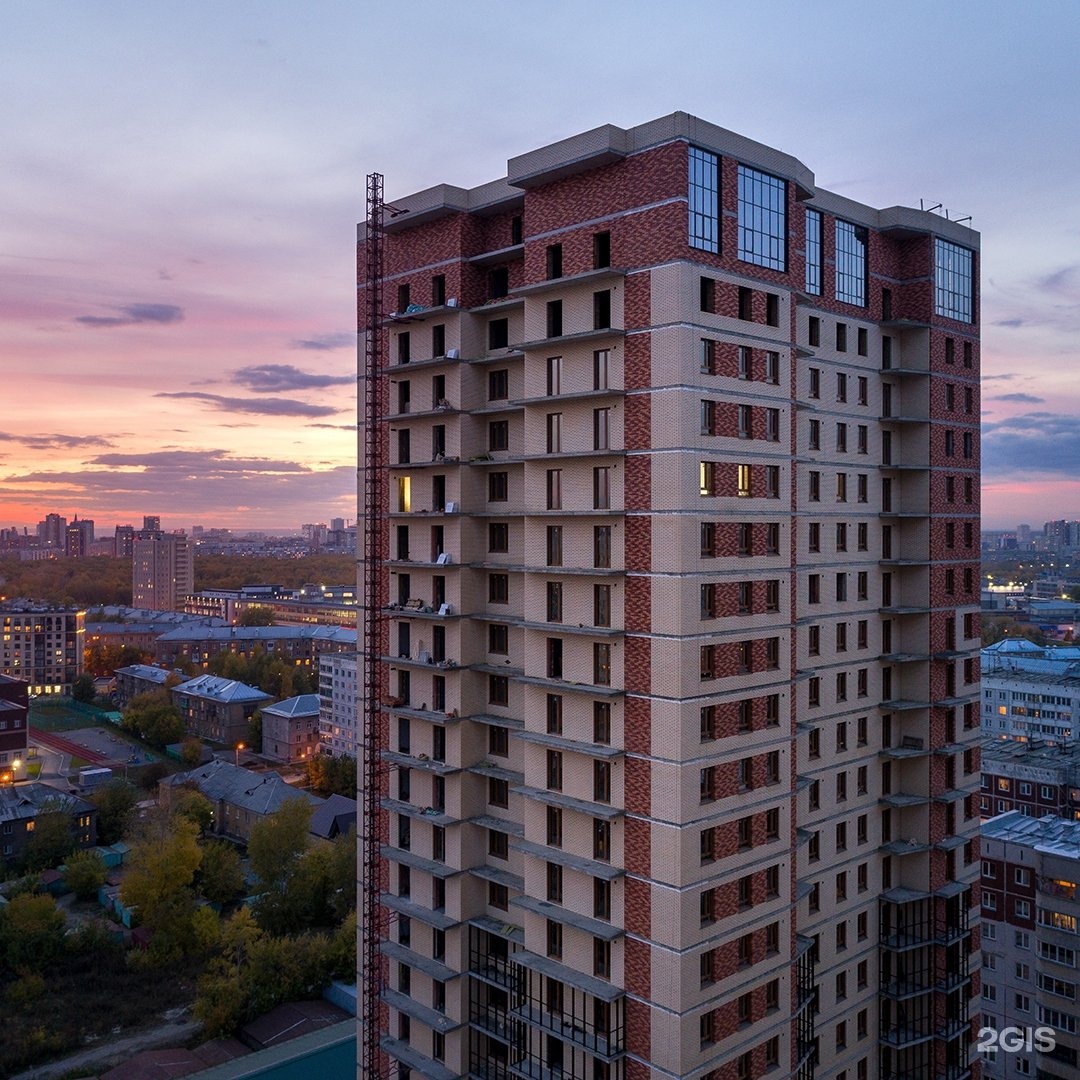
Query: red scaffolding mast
359 171 386 1080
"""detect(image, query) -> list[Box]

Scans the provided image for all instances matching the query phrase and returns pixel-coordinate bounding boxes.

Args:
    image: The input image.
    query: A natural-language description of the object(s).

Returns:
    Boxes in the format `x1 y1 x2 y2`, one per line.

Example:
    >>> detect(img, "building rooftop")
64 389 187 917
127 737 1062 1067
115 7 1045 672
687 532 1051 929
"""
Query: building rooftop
982 736 1080 767
261 694 321 719
0 782 94 825
174 675 273 705
309 793 357 840
0 599 81 614
115 664 174 684
983 809 1080 858
166 759 322 816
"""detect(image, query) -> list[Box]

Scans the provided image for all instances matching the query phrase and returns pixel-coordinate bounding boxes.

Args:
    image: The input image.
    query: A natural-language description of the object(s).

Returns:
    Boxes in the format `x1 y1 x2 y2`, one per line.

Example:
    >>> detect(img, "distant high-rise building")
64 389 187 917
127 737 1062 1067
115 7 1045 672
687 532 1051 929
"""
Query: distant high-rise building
38 513 66 550
132 534 194 612
65 518 94 558
142 515 161 535
359 114 982 1080
115 525 135 558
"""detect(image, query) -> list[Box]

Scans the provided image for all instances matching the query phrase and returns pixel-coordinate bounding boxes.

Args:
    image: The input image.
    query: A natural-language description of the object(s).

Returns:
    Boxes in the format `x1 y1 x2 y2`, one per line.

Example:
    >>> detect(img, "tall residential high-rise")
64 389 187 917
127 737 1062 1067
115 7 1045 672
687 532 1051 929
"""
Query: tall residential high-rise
115 525 136 557
132 533 194 612
65 517 94 557
37 513 67 550
0 601 84 695
358 114 981 1080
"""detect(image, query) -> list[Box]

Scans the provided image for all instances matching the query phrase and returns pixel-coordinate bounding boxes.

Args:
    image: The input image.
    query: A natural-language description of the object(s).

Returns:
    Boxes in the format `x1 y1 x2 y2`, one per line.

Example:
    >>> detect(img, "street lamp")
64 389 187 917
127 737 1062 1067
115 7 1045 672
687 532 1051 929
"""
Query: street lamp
235 742 245 767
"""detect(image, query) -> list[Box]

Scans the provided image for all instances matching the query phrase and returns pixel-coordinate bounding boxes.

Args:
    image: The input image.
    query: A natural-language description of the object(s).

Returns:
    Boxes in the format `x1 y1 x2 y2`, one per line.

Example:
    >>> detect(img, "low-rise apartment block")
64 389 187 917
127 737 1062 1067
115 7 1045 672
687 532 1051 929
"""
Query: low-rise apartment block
980 811 1080 1080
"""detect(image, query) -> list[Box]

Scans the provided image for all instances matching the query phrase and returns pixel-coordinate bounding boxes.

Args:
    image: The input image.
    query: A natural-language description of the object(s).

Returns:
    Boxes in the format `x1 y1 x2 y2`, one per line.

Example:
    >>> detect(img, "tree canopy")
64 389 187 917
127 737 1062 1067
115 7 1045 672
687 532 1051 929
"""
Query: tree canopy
120 689 186 748
121 808 203 963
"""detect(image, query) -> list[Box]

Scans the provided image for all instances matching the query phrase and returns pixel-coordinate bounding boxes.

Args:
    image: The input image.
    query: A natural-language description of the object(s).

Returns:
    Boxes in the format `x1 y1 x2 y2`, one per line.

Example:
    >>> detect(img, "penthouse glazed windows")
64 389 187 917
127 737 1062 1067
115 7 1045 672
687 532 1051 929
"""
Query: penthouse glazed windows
689 146 719 253
835 220 868 307
738 165 787 271
935 238 975 323
805 208 823 295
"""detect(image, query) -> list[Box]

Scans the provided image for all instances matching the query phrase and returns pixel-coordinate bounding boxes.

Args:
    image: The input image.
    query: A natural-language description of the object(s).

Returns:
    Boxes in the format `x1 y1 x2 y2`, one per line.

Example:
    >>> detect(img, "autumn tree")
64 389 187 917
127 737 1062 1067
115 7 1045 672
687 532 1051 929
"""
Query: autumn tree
305 754 356 797
121 808 202 963
248 798 314 934
121 689 186 749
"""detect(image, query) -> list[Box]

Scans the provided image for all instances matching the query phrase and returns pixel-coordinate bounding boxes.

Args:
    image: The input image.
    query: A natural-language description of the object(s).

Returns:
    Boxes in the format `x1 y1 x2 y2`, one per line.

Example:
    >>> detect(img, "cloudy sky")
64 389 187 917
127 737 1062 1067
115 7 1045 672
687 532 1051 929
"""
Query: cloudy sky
2 1 1078 532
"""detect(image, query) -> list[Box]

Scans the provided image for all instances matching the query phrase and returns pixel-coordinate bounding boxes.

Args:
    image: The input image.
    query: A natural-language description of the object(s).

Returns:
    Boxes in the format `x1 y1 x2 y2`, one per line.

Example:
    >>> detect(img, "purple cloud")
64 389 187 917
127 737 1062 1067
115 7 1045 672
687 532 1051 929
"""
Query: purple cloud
75 303 184 328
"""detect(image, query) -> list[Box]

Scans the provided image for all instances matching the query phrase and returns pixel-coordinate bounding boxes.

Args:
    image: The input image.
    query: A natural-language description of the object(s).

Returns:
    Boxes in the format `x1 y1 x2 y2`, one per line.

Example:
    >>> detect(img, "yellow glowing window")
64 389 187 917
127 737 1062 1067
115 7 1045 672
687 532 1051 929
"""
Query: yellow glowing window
397 476 412 513
737 464 752 497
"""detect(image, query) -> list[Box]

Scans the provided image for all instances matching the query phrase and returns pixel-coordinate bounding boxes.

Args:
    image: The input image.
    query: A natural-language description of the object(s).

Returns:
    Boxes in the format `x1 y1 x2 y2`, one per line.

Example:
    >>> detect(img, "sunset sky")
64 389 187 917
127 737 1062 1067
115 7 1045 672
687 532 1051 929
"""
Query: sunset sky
2 1 1078 533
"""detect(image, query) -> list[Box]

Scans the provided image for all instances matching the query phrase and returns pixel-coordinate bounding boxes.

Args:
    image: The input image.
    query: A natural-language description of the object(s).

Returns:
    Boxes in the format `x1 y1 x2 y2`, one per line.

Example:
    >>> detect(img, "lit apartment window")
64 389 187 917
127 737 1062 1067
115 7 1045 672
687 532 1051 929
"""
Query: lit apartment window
700 461 716 497
737 464 752 497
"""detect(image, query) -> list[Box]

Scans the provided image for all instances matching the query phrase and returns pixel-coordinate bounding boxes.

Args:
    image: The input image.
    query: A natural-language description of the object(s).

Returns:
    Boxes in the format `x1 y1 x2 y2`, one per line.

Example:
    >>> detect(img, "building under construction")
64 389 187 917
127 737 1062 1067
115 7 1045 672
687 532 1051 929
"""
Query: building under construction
357 112 982 1080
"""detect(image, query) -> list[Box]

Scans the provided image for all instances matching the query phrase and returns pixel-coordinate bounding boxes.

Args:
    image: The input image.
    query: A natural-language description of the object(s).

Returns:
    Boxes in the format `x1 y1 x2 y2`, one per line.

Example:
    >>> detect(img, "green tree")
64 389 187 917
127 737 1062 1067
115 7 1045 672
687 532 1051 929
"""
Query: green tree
22 802 77 872
0 894 67 971
64 850 107 900
121 809 202 963
121 689 186 749
239 606 276 626
306 754 356 797
193 908 263 1036
173 788 214 835
198 841 245 906
71 673 97 703
248 798 314 934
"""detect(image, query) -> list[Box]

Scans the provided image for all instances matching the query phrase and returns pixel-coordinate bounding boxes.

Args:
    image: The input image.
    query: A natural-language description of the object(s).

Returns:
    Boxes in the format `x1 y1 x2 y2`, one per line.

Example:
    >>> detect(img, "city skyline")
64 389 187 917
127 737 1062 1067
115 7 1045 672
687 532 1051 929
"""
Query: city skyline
3 1 1080 530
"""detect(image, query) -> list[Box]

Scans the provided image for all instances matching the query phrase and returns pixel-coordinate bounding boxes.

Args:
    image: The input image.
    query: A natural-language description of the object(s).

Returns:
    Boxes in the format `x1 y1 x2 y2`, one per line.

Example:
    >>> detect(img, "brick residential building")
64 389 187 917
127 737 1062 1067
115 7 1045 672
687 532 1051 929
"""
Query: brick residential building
0 674 29 773
358 113 982 1080
979 812 1080 1080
